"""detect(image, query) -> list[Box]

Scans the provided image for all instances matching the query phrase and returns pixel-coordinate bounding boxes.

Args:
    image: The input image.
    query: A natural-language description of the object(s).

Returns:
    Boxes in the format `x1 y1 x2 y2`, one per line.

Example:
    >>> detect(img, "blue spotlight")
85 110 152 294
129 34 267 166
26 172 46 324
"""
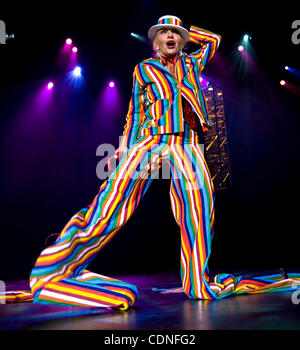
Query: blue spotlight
130 32 147 43
284 66 300 79
66 65 85 88
73 66 82 77
243 34 249 42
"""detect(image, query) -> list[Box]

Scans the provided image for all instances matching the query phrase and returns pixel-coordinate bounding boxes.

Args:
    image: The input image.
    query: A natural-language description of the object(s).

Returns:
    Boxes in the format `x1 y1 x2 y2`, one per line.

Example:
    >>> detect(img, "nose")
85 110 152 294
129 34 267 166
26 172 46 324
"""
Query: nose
167 30 174 37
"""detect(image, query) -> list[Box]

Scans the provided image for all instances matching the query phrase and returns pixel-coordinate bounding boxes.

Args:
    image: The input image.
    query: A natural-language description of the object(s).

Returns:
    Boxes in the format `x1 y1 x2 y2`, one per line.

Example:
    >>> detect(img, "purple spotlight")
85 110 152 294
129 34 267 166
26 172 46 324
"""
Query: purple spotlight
72 47 78 53
238 45 244 52
109 81 115 88
47 82 54 90
66 38 72 45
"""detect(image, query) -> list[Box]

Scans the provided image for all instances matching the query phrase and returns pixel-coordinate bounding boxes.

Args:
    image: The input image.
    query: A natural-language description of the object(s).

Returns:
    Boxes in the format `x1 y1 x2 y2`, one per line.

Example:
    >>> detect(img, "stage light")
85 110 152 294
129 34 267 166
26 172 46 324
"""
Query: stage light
286 66 300 80
66 38 72 45
109 81 115 87
243 34 249 42
72 47 78 53
238 45 244 52
280 80 286 86
67 66 84 88
73 66 82 77
200 75 209 87
6 33 15 40
47 82 54 90
130 32 147 43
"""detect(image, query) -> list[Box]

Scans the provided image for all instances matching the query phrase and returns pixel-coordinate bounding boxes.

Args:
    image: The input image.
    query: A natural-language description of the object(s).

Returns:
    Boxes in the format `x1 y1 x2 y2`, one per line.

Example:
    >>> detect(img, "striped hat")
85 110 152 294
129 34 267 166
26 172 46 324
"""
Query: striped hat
148 15 190 43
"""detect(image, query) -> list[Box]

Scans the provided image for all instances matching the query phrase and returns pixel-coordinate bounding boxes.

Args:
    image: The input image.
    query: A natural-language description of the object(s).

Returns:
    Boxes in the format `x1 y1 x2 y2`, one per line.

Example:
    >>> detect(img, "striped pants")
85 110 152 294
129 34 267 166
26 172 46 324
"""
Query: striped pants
28 131 217 309
3 129 300 307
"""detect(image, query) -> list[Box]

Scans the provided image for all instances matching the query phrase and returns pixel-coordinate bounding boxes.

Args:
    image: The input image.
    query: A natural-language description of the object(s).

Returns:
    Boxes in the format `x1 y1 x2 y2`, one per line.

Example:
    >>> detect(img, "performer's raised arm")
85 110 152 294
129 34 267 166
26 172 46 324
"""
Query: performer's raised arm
188 26 221 70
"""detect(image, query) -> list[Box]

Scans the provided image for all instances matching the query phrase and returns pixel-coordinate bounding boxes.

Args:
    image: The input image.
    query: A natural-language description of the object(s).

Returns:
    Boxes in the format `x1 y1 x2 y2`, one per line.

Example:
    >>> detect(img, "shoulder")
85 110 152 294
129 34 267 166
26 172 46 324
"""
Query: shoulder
131 58 154 73
130 59 155 85
139 58 157 67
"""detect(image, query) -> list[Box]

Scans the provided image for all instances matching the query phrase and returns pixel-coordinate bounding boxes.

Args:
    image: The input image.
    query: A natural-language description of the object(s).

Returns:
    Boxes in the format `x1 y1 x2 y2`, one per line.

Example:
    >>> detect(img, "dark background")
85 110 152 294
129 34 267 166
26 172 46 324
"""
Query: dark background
0 0 299 281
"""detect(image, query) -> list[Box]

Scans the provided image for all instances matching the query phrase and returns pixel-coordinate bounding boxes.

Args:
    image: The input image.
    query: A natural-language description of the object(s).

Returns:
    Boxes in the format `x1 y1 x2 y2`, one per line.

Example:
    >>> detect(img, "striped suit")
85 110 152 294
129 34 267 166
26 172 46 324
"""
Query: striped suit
2 26 300 308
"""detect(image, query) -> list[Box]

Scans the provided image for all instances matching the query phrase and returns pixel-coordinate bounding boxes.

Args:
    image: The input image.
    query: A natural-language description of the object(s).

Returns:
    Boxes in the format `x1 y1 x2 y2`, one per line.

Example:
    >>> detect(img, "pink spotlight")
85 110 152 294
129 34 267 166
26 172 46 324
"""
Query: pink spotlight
109 81 115 88
238 45 244 52
66 38 72 45
280 80 286 86
72 47 78 53
47 82 54 90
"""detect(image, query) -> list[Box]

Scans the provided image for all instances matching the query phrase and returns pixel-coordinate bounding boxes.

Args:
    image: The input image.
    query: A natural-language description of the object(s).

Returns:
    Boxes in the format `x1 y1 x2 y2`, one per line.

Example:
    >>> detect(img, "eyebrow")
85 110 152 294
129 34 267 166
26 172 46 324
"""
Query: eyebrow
158 28 180 33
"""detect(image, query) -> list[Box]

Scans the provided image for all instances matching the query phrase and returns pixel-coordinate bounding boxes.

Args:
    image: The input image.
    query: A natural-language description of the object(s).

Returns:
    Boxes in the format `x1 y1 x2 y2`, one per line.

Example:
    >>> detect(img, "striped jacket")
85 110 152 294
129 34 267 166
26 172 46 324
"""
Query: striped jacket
120 26 221 148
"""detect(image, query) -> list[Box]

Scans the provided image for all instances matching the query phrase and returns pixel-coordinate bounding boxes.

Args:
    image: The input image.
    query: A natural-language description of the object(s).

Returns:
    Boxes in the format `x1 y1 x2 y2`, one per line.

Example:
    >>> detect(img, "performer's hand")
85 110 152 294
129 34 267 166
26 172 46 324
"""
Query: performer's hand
107 146 128 171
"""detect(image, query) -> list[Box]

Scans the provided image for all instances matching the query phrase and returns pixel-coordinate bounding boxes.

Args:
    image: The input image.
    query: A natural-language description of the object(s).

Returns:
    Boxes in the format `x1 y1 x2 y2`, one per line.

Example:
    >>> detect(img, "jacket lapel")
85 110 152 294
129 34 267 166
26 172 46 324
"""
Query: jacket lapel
143 59 175 79
143 56 192 83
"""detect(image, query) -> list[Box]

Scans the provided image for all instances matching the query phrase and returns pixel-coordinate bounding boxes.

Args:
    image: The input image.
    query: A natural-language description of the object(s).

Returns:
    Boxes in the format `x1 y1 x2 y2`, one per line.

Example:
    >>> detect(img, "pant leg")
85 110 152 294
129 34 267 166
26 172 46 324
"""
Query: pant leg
169 141 216 299
33 270 137 310
30 136 162 309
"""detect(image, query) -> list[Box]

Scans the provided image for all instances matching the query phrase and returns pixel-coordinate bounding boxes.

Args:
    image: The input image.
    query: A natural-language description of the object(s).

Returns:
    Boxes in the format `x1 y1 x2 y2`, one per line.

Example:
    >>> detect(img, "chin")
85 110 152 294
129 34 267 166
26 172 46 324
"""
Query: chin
165 49 179 57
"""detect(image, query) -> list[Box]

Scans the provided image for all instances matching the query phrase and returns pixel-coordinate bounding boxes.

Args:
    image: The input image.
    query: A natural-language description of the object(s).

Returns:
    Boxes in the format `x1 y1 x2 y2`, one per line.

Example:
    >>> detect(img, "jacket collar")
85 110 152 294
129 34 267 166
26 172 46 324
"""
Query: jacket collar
143 56 191 82
143 58 175 78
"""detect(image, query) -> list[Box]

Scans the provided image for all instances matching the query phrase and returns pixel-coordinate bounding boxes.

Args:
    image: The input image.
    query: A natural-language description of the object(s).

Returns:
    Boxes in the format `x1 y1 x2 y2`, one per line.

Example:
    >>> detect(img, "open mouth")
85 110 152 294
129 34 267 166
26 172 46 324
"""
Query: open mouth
166 40 176 49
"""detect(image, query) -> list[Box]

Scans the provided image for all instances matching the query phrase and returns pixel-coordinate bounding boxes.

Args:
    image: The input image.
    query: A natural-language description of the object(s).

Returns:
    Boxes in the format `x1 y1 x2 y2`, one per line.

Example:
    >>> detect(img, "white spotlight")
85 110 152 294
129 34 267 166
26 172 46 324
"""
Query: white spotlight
73 66 82 77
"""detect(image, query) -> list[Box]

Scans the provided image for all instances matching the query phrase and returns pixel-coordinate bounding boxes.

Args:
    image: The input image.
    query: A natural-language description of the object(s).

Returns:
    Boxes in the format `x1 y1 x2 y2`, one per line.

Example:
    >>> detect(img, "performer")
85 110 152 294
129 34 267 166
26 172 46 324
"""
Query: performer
2 15 300 309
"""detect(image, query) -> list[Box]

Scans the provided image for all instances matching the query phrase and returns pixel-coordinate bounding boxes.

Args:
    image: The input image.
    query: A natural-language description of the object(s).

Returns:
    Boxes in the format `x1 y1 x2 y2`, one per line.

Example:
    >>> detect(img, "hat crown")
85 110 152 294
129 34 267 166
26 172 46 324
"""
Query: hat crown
148 15 189 42
157 15 183 27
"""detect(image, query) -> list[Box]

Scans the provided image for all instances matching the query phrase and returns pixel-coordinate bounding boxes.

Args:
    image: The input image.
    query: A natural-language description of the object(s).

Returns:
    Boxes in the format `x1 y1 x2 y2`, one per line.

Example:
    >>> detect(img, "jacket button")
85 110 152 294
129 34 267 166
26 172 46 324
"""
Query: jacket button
177 83 182 88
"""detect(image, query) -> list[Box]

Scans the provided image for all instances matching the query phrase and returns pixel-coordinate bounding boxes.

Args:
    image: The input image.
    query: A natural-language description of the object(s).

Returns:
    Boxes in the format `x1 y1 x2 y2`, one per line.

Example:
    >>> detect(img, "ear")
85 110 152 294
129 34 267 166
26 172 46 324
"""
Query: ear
153 40 159 51
179 37 185 50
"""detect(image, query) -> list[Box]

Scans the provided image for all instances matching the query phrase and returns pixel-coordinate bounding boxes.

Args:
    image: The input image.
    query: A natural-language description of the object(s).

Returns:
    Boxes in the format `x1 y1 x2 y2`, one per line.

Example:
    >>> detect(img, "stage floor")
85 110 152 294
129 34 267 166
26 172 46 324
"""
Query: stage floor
1 270 300 330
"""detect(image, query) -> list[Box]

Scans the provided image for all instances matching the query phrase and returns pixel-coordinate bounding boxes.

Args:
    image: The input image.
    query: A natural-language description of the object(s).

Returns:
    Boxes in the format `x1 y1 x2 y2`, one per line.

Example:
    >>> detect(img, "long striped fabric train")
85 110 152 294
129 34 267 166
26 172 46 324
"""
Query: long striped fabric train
1 128 300 308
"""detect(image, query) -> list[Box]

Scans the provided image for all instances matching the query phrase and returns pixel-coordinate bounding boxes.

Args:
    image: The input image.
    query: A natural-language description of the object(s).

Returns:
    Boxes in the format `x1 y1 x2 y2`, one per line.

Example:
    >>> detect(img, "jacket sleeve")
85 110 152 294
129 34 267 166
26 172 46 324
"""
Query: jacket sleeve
120 64 146 148
188 25 221 70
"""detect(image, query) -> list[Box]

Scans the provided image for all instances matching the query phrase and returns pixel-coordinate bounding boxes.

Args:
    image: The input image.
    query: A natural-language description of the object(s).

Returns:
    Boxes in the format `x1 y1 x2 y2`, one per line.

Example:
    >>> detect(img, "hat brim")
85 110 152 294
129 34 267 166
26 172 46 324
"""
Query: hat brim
148 24 190 44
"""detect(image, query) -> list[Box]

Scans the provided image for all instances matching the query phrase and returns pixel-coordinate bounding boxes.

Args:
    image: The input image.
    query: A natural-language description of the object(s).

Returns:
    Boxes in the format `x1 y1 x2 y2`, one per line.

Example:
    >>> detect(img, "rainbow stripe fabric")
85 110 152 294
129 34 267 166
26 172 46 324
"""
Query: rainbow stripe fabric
158 16 182 27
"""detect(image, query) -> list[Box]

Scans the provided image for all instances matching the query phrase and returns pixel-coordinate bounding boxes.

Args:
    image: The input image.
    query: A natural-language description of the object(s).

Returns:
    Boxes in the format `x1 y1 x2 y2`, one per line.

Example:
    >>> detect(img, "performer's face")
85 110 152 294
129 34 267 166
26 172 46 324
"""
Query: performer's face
154 27 184 57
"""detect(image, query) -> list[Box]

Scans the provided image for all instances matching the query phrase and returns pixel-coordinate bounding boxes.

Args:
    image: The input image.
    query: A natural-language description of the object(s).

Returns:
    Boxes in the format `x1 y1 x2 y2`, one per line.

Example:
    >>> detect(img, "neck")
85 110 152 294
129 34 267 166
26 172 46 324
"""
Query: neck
160 54 177 67
159 54 177 76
